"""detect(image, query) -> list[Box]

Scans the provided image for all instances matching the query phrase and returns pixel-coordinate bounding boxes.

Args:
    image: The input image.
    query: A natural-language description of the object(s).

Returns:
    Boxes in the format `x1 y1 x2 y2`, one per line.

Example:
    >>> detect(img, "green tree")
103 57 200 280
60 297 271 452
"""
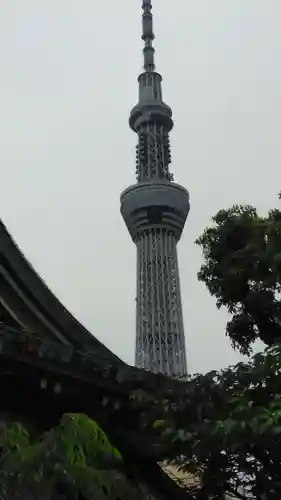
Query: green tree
0 413 146 500
195 196 281 355
132 344 281 500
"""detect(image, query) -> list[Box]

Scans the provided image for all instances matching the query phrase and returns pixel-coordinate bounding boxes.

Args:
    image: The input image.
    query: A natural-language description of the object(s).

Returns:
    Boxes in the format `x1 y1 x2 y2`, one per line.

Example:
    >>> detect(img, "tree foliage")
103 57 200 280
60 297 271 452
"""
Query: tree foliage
0 414 147 500
132 344 281 500
195 198 281 354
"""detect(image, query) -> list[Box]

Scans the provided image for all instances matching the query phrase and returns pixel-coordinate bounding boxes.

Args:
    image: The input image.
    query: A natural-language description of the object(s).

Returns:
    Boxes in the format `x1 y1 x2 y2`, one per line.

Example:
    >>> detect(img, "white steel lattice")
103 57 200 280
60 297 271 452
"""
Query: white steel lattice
135 228 187 378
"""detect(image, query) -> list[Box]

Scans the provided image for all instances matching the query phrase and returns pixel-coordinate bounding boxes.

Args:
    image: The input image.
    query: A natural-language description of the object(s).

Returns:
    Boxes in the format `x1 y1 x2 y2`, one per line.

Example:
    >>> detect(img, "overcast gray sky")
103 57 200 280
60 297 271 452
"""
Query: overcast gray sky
0 0 280 373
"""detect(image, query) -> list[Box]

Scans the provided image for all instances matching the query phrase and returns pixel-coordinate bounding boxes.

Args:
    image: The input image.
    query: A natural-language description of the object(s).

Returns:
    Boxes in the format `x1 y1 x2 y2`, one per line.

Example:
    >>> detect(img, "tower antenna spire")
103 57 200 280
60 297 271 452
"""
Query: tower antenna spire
142 0 155 72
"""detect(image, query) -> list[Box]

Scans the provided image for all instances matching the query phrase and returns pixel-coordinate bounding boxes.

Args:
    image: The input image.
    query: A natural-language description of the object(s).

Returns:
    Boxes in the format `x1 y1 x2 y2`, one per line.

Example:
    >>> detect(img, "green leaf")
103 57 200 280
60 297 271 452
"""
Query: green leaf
152 420 166 429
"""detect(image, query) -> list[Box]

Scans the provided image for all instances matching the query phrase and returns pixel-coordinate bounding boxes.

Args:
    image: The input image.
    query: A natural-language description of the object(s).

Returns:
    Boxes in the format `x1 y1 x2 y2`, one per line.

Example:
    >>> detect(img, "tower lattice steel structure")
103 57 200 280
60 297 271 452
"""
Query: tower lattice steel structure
121 0 190 378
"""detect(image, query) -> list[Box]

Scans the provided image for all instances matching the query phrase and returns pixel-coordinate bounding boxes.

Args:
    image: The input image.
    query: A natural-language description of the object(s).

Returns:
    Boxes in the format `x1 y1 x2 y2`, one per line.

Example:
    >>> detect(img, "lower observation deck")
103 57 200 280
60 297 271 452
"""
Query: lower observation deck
120 180 190 241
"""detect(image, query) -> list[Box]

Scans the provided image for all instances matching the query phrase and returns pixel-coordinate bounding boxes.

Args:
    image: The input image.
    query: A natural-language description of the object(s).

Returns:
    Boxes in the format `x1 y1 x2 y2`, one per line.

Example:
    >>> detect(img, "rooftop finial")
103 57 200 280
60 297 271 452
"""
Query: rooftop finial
142 0 155 72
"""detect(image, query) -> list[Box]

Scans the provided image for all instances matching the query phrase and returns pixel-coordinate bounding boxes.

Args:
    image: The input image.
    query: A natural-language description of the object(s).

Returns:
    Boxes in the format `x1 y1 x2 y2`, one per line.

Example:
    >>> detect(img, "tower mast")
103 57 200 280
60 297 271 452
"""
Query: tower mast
120 0 190 378
142 0 155 72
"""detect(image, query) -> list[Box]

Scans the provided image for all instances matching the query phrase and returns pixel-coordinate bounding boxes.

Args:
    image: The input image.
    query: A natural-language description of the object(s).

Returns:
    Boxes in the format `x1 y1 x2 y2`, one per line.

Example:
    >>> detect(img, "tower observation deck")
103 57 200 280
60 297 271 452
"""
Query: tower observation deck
120 0 189 378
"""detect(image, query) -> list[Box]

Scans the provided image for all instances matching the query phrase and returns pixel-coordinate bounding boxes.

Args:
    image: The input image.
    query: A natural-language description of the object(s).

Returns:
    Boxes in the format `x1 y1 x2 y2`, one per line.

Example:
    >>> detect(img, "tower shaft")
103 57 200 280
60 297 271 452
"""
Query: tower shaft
136 228 187 377
121 0 189 378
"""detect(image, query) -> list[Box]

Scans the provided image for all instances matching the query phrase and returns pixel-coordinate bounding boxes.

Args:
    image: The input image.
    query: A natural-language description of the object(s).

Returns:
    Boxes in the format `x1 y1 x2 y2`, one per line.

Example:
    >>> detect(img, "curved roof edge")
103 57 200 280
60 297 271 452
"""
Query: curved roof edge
0 219 122 363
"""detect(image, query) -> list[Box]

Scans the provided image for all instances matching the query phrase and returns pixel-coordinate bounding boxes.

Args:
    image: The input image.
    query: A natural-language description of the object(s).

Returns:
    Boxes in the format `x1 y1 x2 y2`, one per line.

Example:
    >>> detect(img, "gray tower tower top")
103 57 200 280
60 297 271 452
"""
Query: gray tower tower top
120 0 189 378
142 0 155 72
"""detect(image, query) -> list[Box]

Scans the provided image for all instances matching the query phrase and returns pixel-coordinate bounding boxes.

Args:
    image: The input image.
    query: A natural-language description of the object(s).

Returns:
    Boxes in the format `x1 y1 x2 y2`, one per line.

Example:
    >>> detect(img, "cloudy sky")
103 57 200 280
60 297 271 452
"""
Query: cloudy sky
0 0 280 373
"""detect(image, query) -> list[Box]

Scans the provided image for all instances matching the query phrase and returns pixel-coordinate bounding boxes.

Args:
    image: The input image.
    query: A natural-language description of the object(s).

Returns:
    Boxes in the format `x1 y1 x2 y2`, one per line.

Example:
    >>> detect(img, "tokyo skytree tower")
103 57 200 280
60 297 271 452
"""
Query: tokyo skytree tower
120 0 190 378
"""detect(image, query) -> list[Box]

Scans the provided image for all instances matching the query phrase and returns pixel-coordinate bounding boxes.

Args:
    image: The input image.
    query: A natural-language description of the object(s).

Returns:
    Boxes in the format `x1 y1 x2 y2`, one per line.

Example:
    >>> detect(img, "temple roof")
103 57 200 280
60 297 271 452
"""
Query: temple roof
0 220 197 499
0 219 121 362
